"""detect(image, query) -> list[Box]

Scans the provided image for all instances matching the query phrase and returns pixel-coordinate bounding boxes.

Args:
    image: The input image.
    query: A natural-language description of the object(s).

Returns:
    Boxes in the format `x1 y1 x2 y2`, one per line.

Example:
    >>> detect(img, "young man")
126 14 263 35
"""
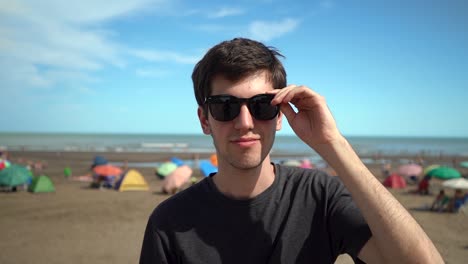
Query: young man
140 38 443 263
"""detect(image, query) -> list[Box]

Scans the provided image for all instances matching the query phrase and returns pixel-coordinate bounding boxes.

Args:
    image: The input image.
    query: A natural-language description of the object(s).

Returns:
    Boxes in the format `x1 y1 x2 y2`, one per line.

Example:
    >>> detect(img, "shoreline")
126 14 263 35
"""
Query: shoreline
6 148 467 163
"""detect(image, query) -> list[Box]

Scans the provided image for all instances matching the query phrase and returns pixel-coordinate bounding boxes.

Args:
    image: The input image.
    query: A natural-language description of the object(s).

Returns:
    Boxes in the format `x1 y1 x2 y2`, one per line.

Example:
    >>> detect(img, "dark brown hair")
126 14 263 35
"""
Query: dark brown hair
192 38 287 110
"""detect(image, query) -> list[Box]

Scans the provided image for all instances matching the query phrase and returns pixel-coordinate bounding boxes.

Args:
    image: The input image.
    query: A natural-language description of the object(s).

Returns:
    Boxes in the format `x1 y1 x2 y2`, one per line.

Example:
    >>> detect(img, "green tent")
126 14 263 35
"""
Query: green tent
0 164 31 187
29 175 55 193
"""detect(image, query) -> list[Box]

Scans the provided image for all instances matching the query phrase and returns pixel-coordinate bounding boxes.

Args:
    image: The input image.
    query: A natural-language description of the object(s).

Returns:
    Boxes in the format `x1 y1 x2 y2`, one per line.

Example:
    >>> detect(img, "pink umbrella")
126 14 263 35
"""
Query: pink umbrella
398 164 422 177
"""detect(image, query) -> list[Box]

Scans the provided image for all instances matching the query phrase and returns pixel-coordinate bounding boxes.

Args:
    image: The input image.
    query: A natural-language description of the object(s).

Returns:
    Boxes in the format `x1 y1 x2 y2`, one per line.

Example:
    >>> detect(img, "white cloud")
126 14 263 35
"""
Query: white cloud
208 7 244 18
0 0 162 24
130 49 200 64
0 0 167 90
248 18 300 41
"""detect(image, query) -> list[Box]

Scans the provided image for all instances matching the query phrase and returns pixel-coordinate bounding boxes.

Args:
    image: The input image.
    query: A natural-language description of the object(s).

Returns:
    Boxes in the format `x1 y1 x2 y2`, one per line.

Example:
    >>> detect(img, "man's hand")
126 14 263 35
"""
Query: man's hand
269 85 342 149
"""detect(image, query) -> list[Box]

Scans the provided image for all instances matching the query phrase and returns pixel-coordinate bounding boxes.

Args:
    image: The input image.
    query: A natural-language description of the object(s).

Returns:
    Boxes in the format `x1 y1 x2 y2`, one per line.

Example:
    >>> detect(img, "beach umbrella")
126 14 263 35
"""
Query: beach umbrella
93 164 122 177
442 178 468 190
459 161 468 168
426 166 461 180
0 164 31 187
156 162 178 179
423 164 440 175
398 164 422 177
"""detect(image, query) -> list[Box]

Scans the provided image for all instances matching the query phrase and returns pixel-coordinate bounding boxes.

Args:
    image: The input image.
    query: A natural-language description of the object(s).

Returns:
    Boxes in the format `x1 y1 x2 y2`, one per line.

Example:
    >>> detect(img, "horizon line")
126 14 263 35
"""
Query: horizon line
0 131 467 139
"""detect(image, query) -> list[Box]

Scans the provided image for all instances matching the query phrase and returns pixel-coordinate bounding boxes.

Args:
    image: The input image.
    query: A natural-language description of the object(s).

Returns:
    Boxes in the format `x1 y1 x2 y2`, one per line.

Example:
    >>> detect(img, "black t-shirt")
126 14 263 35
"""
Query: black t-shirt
140 164 371 263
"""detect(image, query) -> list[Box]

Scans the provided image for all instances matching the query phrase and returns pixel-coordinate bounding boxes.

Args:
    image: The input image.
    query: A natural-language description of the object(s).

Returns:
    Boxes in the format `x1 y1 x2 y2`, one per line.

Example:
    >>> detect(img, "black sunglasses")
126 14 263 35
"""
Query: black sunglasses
204 94 279 121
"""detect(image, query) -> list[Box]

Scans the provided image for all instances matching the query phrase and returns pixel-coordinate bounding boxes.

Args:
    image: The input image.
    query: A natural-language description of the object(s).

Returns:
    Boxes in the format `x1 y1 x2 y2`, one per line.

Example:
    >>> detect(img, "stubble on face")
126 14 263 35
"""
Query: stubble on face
207 72 280 171
212 132 275 171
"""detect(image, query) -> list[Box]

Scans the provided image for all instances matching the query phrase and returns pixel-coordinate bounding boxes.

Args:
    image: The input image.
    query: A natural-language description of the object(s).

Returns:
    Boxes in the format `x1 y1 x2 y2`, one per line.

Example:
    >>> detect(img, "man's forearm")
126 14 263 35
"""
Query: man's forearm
314 135 443 263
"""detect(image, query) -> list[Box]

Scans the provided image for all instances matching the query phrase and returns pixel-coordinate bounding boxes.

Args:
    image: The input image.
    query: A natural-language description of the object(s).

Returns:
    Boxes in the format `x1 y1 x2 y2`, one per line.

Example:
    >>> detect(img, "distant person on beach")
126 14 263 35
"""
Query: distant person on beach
418 176 431 195
430 189 449 212
381 161 391 177
445 189 467 213
0 150 7 160
140 38 443 263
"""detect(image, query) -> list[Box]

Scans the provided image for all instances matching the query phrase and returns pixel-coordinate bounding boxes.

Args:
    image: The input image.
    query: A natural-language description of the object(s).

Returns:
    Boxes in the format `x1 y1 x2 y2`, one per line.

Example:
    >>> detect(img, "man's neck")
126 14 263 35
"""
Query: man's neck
212 159 275 200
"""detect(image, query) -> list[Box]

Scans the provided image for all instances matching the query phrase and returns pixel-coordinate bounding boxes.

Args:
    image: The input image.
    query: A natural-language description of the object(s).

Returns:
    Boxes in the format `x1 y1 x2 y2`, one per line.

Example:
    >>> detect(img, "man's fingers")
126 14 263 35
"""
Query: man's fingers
271 85 299 105
279 103 296 122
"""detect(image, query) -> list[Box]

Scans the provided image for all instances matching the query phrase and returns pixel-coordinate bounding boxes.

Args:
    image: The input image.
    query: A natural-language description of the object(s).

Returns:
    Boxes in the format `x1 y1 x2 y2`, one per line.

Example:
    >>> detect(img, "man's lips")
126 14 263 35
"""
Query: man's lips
231 137 259 146
231 137 259 143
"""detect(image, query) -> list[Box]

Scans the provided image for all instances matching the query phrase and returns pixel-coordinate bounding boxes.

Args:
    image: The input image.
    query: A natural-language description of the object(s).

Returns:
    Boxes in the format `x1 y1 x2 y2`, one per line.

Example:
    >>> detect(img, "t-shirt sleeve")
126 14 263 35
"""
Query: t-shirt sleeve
325 176 372 260
139 216 172 264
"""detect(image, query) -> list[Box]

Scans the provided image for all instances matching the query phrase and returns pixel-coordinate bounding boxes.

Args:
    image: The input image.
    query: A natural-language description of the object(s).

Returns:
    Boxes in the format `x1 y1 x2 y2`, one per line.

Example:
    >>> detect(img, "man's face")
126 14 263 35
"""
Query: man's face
198 71 282 170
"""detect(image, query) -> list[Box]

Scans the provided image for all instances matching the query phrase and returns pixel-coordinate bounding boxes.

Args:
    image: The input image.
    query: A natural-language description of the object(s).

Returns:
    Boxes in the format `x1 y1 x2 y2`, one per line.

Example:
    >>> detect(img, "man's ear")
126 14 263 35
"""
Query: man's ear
198 106 211 135
276 111 282 131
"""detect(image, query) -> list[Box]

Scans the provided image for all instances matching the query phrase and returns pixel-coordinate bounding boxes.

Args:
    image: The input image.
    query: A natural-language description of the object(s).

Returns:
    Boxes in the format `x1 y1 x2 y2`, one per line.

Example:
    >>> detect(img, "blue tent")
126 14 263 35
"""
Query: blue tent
170 157 185 167
199 160 218 177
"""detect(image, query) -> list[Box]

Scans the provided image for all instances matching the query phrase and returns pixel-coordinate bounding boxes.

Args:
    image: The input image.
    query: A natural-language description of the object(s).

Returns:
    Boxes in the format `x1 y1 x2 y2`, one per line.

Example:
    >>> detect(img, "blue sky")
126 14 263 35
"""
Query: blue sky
1 0 467 137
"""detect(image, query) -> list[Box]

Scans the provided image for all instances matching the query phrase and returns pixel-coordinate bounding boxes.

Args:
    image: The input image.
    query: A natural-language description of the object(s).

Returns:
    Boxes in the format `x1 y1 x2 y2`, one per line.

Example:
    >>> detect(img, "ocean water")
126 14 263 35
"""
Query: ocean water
1 133 467 158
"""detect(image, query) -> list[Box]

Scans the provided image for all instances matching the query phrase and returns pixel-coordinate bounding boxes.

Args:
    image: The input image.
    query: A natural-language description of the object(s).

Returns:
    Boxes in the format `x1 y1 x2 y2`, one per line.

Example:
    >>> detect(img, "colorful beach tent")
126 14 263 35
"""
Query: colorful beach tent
162 165 193 194
383 173 407 189
0 164 31 187
156 162 177 179
199 160 218 177
29 175 55 193
114 169 149 192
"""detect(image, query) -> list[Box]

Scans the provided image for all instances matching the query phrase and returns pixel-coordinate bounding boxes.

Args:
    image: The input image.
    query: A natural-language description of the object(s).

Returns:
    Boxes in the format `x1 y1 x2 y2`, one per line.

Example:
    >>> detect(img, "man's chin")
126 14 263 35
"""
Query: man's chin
229 158 263 171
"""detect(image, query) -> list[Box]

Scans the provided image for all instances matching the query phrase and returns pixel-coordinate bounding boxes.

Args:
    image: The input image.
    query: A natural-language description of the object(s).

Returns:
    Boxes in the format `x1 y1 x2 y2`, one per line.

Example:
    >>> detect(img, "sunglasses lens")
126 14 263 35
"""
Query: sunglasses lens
249 95 278 120
206 94 278 121
208 97 240 121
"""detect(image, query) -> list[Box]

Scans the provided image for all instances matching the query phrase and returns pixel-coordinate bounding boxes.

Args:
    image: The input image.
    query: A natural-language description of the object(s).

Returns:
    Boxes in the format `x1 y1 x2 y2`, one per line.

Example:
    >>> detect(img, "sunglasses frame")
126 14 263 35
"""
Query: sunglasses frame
204 94 279 122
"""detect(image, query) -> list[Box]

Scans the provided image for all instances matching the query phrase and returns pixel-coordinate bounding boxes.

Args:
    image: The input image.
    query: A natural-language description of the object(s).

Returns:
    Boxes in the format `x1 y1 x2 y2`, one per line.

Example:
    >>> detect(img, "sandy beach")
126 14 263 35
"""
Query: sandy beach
1 150 467 264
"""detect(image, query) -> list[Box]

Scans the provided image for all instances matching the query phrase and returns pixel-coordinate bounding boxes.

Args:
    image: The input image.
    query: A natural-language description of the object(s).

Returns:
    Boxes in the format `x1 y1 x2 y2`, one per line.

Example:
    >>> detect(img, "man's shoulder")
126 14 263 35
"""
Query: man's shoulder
275 163 345 195
276 163 335 184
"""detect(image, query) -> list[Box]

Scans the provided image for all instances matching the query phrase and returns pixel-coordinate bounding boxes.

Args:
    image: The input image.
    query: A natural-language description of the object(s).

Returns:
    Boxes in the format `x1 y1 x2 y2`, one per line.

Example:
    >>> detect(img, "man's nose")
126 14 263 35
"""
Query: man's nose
234 104 254 130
